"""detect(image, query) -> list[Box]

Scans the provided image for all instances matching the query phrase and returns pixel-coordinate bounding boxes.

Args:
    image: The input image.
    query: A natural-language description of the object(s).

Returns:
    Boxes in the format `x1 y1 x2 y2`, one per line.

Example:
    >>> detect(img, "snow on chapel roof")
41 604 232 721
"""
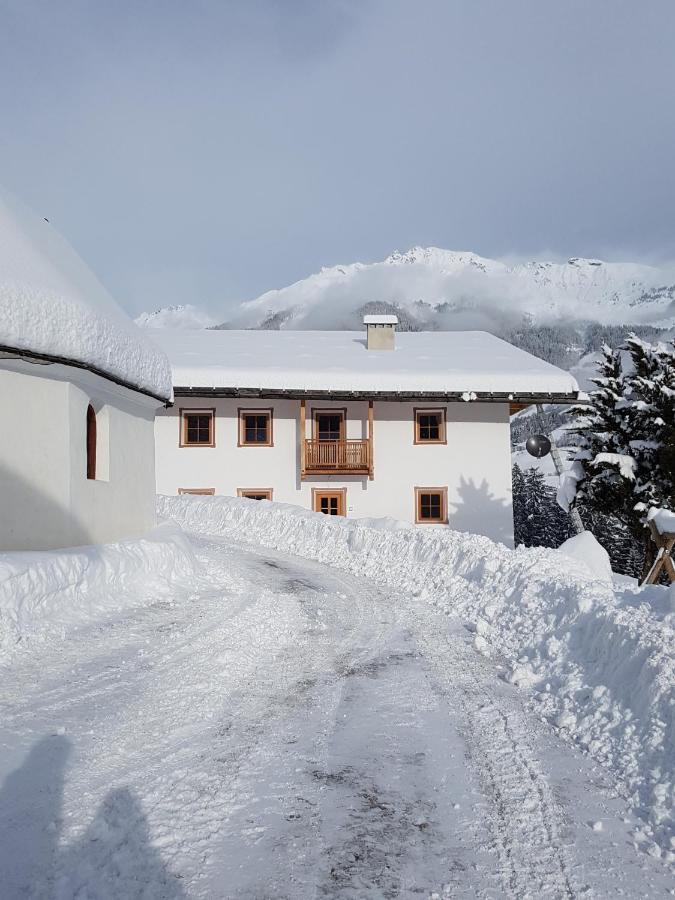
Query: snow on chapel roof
0 190 172 401
153 329 579 398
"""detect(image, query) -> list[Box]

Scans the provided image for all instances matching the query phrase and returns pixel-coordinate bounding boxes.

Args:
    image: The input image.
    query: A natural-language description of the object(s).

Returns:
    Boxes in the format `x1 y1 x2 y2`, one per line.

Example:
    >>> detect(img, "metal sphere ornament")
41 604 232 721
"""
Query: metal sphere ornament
525 434 552 459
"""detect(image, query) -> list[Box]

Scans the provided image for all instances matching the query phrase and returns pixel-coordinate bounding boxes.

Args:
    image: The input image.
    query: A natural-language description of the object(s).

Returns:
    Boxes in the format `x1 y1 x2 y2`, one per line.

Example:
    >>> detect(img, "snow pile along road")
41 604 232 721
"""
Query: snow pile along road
160 494 675 862
0 522 195 656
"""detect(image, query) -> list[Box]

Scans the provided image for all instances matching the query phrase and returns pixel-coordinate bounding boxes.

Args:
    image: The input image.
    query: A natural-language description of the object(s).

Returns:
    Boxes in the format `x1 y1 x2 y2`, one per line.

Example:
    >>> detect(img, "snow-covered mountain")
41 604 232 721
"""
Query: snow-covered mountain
136 248 675 333
232 248 675 331
135 304 217 330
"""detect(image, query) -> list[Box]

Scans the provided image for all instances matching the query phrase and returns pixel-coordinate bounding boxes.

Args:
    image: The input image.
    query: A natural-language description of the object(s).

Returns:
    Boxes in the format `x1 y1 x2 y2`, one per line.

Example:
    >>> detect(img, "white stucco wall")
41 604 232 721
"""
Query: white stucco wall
0 360 160 550
155 398 514 545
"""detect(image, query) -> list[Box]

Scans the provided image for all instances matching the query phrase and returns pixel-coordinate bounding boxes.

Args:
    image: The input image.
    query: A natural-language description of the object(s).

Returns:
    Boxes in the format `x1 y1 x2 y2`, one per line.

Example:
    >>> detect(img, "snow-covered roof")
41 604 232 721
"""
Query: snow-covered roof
0 190 172 401
153 329 579 398
363 314 398 325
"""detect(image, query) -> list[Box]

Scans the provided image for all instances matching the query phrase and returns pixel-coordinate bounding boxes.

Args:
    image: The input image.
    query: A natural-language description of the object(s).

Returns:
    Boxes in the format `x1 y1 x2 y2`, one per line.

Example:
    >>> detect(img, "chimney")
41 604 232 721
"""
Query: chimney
364 314 398 351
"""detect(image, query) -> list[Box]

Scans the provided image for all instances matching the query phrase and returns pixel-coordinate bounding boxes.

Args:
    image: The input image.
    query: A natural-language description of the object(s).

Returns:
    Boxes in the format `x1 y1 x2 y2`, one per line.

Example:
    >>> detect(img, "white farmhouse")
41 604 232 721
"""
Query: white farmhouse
0 190 173 550
153 319 578 545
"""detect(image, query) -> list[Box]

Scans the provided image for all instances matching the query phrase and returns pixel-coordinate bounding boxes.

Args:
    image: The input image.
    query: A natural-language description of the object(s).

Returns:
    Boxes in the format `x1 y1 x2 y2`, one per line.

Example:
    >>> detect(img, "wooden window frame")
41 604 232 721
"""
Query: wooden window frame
179 408 216 448
414 486 448 524
238 408 274 447
86 404 97 480
311 408 347 441
311 488 347 517
237 488 274 501
178 488 215 496
413 407 447 445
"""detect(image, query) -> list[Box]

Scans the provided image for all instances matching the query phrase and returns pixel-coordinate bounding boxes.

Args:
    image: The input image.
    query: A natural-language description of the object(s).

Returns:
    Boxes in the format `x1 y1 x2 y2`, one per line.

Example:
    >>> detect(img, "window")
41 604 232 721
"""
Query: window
86 404 97 480
178 488 215 496
238 409 273 446
312 489 346 516
414 408 446 444
415 487 448 524
237 488 273 501
179 409 215 447
313 409 345 442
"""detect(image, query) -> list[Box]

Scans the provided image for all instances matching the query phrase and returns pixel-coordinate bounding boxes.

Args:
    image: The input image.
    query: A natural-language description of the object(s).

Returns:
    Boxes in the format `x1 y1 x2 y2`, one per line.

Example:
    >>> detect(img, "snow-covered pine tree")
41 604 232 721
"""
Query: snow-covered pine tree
522 467 544 545
512 463 529 547
536 474 574 548
566 335 675 577
574 501 642 577
624 334 675 517
512 463 573 549
567 343 637 527
524 467 552 546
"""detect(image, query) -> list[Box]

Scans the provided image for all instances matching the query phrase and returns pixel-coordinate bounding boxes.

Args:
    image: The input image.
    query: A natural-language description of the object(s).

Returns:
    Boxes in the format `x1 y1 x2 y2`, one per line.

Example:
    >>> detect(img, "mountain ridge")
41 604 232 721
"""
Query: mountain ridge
136 247 675 334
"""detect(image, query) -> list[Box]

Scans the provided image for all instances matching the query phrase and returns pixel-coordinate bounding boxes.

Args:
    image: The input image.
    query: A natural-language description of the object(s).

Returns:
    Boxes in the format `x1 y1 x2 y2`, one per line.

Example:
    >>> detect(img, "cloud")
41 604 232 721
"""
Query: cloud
2 0 674 316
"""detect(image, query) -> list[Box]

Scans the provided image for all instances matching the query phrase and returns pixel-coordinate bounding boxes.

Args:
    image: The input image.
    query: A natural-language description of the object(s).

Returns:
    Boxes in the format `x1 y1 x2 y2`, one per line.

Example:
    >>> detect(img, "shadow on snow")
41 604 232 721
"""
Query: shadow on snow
0 734 185 898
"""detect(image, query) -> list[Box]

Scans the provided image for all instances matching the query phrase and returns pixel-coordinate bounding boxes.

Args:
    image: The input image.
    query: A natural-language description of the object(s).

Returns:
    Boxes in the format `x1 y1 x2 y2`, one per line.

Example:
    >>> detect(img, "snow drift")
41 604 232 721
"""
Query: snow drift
160 494 675 861
557 531 614 583
0 522 195 656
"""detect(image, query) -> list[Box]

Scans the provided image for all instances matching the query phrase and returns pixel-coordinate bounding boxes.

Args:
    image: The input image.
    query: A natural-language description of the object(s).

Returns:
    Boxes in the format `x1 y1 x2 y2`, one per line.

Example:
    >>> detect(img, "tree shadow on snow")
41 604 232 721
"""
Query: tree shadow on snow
448 476 514 546
0 735 186 898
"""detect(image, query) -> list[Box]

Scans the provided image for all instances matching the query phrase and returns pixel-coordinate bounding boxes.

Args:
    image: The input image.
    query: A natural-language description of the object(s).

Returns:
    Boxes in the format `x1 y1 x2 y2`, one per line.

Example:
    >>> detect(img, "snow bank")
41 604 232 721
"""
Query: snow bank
0 522 195 656
0 189 172 400
160 494 675 861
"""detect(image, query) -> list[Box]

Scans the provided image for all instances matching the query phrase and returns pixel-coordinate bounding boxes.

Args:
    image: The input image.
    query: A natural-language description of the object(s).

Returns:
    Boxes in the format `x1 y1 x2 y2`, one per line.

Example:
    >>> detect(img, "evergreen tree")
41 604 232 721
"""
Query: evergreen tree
568 343 636 526
512 463 573 549
575 501 643 578
623 335 675 515
512 464 529 546
512 459 642 574
566 335 675 577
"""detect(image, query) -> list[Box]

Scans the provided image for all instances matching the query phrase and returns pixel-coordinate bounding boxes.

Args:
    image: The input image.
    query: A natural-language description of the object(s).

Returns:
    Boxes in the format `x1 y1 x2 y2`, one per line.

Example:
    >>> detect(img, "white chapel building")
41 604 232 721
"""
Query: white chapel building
153 319 578 545
0 190 173 550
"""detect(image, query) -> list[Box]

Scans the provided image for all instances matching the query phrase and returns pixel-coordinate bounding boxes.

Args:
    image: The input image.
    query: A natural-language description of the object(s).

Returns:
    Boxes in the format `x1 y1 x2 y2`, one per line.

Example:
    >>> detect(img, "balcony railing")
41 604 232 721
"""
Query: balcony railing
303 439 371 476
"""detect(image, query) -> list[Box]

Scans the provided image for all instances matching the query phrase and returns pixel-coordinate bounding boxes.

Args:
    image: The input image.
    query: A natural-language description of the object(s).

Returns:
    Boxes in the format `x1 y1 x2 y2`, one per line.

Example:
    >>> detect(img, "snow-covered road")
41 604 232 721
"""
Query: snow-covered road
1 534 672 898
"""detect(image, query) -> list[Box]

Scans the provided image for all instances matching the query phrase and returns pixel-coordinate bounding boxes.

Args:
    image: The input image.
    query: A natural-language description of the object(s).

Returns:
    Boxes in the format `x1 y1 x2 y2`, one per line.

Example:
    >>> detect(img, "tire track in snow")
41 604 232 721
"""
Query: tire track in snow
176 540 402 896
232 537 595 898
413 619 584 899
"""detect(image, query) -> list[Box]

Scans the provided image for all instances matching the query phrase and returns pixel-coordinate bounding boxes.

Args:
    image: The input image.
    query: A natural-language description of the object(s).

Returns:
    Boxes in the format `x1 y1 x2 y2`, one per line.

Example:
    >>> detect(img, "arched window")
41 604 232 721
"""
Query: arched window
86 404 97 480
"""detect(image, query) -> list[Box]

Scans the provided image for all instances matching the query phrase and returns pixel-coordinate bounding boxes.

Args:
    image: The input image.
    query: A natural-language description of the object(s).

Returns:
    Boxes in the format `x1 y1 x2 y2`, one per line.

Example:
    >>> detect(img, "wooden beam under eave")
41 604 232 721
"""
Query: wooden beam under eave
368 399 374 480
509 401 534 415
300 399 306 478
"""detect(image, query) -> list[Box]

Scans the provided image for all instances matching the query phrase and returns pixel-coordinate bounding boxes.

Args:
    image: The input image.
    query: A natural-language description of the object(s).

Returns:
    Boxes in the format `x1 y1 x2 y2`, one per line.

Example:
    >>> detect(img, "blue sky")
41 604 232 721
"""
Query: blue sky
1 0 674 315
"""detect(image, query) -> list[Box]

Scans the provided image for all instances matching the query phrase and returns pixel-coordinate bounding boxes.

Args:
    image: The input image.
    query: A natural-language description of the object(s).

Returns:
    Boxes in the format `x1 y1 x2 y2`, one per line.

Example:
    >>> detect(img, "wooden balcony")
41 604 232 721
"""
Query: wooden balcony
299 399 374 480
302 439 372 477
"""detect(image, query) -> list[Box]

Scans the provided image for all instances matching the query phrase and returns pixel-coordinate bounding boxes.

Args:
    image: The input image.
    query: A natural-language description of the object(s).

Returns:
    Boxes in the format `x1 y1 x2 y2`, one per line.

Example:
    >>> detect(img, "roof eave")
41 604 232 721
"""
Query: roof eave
171 385 579 404
0 344 171 405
